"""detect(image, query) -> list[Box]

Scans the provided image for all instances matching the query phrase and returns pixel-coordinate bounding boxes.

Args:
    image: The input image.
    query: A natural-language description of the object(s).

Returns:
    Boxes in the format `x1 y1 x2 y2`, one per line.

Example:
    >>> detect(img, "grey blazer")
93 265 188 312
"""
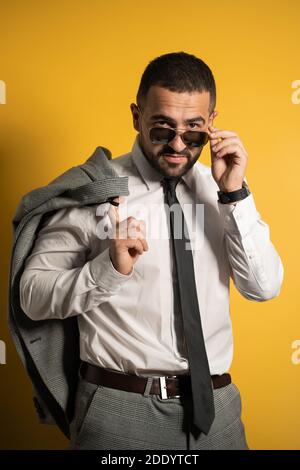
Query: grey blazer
8 146 129 438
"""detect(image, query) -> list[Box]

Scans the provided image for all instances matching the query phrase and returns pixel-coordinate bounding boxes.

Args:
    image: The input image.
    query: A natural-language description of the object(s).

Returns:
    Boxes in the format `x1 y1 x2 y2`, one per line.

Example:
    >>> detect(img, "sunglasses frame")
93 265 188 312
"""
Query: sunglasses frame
149 126 209 148
135 105 210 148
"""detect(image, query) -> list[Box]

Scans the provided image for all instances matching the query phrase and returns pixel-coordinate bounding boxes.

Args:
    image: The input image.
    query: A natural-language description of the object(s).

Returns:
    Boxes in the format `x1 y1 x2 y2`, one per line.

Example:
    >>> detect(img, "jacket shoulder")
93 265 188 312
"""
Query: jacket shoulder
13 147 119 222
110 152 137 175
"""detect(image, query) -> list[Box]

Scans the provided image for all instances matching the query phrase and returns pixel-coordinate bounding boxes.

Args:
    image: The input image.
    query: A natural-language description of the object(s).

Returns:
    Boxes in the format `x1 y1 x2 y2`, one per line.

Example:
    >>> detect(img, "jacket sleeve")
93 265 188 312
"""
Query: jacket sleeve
19 206 133 320
218 194 284 301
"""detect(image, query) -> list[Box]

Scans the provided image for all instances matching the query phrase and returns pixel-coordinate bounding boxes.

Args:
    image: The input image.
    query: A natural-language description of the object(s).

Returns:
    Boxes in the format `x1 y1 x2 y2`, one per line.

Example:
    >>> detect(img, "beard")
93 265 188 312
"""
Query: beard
148 145 201 178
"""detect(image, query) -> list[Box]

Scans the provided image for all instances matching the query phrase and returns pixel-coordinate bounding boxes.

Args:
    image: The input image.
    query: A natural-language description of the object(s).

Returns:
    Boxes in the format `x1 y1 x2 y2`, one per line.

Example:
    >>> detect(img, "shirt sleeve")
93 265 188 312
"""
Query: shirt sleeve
218 194 284 301
19 206 133 320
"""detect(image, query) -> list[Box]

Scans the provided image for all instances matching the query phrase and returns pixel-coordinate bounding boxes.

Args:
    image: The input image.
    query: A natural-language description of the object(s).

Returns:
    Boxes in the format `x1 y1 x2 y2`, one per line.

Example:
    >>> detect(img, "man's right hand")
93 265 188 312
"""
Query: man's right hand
108 197 148 275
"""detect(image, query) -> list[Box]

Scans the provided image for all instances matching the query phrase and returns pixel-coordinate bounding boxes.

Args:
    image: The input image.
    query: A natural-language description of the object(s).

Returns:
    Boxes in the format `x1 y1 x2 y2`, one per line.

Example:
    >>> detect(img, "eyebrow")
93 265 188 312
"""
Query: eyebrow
150 113 205 125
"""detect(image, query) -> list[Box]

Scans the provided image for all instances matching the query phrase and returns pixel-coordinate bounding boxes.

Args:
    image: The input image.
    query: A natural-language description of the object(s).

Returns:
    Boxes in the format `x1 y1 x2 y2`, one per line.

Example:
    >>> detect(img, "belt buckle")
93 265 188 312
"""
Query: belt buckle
159 376 180 400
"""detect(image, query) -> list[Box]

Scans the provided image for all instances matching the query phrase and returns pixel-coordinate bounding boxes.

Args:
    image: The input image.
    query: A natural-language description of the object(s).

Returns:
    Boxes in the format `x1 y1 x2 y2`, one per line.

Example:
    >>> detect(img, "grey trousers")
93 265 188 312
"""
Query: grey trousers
69 377 249 450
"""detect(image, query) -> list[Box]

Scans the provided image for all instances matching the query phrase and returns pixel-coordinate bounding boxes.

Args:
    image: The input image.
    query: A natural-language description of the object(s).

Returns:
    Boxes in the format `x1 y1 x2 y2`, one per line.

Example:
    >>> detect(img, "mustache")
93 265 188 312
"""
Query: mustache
159 147 191 158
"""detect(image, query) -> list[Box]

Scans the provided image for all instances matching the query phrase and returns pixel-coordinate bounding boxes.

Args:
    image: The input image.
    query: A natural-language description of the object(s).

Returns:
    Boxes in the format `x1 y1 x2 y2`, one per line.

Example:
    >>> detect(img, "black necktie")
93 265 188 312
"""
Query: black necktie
163 177 215 435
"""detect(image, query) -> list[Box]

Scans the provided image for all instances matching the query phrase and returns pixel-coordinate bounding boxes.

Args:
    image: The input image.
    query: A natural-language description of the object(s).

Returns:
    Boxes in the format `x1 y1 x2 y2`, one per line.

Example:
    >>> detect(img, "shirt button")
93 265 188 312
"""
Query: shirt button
225 215 231 222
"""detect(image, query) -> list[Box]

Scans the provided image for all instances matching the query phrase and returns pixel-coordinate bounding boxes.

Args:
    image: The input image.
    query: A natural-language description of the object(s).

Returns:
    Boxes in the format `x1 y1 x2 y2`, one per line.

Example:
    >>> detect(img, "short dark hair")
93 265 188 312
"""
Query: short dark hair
137 51 216 113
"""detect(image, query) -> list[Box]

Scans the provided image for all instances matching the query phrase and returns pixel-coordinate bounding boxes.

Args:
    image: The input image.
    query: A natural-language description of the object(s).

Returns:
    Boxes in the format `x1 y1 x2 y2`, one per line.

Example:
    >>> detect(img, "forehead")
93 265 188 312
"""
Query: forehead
144 85 211 120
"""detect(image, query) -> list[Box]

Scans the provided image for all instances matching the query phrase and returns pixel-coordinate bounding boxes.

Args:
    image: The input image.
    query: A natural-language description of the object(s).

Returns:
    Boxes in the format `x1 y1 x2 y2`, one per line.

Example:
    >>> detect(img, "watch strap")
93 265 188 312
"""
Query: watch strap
218 182 250 204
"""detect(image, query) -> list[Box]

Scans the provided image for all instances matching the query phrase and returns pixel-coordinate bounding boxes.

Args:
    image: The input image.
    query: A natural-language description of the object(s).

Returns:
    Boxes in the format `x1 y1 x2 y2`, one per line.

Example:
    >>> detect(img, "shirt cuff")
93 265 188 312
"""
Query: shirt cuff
88 247 134 291
218 194 260 237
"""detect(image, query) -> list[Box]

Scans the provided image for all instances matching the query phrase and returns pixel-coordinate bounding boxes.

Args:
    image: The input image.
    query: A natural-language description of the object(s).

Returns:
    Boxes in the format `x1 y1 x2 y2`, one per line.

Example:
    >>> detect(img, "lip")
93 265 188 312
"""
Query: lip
163 154 188 163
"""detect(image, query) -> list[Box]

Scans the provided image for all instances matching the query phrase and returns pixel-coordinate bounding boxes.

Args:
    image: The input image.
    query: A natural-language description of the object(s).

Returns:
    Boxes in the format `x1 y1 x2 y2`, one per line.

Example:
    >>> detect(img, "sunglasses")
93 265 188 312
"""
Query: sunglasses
149 127 209 148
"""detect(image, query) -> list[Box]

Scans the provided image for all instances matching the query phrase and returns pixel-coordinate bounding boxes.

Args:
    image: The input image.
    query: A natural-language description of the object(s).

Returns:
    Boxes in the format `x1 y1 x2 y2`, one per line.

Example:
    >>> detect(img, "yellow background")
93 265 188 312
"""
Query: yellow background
1 0 299 450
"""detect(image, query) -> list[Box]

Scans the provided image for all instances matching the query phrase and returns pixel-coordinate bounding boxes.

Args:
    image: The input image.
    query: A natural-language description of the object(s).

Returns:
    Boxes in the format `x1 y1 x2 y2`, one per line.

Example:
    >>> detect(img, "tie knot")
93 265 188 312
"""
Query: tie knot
163 177 180 196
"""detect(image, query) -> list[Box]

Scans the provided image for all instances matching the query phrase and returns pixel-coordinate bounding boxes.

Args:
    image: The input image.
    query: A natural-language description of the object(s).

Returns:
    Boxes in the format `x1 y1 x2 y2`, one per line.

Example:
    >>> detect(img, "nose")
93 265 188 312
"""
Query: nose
168 132 187 153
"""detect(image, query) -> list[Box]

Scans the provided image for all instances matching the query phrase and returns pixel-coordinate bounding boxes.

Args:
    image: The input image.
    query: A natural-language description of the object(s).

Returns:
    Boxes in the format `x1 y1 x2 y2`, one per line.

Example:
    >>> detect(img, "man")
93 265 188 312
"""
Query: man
20 51 283 450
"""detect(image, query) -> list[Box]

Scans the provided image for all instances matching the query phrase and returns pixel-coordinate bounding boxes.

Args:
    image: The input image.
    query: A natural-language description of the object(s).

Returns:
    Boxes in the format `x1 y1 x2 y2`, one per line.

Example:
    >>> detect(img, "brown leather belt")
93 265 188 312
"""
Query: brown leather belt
80 362 231 399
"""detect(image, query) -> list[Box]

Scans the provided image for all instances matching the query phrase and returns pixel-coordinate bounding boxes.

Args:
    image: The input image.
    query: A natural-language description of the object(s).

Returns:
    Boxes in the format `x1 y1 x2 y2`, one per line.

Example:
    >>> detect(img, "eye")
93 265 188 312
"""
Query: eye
155 121 170 127
189 122 200 129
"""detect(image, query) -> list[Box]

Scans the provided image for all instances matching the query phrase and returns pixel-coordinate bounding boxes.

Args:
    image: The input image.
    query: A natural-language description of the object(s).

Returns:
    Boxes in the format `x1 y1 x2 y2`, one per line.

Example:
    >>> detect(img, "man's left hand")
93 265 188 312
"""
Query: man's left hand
208 126 248 192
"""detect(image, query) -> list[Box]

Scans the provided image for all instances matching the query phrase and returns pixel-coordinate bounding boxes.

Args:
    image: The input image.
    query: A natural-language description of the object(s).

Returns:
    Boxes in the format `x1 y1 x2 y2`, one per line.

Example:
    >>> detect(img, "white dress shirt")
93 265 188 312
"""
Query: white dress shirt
20 136 284 376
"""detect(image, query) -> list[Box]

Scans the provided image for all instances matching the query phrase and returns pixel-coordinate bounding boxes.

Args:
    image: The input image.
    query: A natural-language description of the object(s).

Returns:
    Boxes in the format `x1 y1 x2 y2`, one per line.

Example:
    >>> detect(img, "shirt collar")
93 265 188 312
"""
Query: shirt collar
131 135 196 192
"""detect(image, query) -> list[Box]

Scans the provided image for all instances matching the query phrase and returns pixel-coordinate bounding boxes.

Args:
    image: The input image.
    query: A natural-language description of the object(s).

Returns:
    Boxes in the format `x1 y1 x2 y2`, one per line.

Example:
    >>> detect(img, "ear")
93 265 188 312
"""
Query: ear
130 103 140 132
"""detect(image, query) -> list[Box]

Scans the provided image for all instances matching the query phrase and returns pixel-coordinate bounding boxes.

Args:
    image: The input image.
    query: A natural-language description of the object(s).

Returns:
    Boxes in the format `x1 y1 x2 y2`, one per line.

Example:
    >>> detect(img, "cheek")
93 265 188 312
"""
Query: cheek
141 137 163 160
146 142 164 159
191 148 203 162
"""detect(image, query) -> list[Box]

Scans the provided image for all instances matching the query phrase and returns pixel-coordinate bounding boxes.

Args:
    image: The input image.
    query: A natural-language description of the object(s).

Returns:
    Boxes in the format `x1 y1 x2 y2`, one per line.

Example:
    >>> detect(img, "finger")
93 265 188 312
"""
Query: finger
118 217 147 241
211 137 241 153
128 219 147 240
210 135 247 156
135 219 147 238
207 126 223 147
117 218 130 239
126 236 148 254
126 219 148 252
216 139 247 156
207 125 219 137
138 236 149 252
210 129 238 139
209 137 221 147
215 144 245 159
207 125 222 135
209 137 222 149
127 238 144 255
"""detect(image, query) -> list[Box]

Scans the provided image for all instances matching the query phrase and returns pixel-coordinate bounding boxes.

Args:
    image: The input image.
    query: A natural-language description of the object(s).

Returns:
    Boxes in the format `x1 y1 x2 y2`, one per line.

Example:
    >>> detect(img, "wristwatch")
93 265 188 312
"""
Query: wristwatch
217 181 250 204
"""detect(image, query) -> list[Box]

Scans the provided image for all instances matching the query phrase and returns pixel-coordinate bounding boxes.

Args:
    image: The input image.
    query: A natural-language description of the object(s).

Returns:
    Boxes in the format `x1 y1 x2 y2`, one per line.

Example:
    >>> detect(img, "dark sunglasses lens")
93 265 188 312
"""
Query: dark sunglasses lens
149 128 175 144
149 128 209 147
183 131 209 147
